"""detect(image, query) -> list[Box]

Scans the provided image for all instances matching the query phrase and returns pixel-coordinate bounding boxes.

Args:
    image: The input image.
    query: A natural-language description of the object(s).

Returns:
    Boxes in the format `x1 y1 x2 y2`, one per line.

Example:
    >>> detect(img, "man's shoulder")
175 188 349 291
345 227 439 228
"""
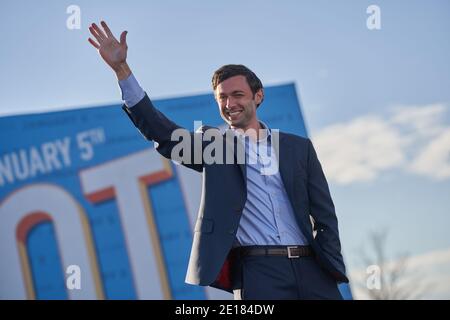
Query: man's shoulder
279 131 310 147
195 125 220 134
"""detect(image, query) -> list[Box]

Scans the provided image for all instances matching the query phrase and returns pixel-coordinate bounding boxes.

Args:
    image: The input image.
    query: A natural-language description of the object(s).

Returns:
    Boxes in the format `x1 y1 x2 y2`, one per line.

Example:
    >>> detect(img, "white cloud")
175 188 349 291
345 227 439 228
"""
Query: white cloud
313 116 406 184
312 103 450 184
391 104 447 138
409 128 450 180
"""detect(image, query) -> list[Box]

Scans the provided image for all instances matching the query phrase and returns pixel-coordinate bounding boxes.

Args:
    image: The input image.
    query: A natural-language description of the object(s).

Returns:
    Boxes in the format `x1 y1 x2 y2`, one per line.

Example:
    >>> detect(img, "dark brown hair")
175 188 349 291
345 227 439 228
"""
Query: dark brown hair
212 64 264 107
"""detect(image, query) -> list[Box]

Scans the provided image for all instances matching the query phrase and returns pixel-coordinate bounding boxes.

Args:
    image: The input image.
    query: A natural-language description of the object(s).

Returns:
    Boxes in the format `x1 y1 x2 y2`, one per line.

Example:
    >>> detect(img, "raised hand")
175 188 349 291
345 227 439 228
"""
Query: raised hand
88 21 130 80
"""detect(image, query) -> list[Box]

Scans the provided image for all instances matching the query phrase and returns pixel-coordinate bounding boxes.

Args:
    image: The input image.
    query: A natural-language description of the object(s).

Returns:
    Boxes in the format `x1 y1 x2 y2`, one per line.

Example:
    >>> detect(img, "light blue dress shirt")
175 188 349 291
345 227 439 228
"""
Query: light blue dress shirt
119 74 308 246
119 73 145 108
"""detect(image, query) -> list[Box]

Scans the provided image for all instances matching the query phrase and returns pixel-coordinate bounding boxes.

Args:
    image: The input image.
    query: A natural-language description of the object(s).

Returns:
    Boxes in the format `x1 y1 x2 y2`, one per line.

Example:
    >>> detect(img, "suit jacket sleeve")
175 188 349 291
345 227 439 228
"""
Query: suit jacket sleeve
122 93 204 172
306 138 345 268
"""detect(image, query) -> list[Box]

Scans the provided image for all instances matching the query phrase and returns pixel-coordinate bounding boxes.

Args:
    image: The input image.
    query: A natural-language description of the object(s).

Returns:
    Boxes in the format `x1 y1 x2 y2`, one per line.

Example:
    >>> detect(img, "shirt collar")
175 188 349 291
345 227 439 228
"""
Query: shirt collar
228 121 271 143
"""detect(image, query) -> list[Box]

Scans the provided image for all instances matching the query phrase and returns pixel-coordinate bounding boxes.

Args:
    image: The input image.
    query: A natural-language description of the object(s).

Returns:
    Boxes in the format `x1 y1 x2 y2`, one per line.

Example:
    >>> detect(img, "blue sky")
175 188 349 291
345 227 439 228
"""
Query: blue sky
1 0 450 298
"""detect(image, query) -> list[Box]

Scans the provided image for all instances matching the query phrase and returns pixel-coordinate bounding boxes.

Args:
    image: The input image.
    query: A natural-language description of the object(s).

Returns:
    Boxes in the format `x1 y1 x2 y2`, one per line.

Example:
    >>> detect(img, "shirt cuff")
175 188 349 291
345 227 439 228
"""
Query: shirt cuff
118 73 145 108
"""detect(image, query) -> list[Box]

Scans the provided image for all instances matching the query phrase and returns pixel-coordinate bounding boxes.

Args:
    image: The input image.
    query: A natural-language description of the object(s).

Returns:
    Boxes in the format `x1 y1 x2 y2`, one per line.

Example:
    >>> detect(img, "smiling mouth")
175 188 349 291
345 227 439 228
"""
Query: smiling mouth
226 109 243 119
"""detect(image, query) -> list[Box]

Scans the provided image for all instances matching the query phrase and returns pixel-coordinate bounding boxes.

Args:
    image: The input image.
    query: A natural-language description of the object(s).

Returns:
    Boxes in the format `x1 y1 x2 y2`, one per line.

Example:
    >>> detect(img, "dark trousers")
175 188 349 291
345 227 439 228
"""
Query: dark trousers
232 254 343 300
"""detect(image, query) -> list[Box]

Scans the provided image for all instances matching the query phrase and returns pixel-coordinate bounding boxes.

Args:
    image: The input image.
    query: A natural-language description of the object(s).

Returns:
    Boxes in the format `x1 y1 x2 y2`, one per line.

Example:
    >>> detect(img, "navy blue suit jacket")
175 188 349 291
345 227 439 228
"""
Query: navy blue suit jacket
123 94 349 292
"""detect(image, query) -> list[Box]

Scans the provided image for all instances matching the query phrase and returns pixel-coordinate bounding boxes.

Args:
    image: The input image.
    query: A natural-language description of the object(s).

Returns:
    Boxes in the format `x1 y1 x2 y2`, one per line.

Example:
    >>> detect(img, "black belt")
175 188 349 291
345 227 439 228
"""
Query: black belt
234 245 314 259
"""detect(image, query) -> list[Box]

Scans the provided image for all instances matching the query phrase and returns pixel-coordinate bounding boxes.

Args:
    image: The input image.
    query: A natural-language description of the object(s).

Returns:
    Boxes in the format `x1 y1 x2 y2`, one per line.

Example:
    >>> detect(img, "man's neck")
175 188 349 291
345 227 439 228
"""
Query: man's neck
231 120 266 141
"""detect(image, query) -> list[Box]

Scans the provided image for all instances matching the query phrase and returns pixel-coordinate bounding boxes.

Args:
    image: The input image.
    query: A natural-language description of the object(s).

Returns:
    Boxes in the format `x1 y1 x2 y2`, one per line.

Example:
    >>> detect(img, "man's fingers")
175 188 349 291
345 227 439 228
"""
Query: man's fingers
100 21 116 40
89 26 104 44
91 23 107 41
88 37 100 49
120 31 128 46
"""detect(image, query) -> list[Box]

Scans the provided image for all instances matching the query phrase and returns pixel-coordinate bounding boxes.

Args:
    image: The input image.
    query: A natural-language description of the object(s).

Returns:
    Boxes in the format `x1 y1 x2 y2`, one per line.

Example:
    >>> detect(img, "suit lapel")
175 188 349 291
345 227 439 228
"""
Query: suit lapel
275 132 295 206
223 131 247 184
222 130 294 193
276 133 313 238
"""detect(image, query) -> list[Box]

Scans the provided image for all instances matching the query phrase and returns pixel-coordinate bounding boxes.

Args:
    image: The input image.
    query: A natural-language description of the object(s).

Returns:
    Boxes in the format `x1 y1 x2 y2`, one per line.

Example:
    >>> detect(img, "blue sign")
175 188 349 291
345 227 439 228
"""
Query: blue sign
0 83 351 299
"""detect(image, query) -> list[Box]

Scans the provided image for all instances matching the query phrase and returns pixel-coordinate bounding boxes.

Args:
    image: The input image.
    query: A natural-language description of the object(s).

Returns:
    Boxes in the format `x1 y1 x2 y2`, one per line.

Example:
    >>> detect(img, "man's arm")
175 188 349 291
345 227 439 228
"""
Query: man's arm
119 73 145 108
88 21 204 172
306 139 345 268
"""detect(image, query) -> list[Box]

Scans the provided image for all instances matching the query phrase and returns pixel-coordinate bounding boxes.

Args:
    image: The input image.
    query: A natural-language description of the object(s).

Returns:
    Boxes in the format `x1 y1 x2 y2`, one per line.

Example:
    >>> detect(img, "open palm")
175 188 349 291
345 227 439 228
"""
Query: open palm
88 21 128 71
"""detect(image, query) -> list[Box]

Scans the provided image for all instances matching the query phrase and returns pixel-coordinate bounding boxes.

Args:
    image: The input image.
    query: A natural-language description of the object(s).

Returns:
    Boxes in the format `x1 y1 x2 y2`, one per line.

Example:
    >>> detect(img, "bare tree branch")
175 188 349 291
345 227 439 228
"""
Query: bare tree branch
357 228 431 300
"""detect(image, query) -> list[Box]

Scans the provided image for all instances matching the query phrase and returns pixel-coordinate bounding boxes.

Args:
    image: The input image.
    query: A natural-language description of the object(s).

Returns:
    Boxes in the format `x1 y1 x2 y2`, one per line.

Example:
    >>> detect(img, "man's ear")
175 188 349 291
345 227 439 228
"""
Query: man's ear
255 89 264 105
213 91 219 104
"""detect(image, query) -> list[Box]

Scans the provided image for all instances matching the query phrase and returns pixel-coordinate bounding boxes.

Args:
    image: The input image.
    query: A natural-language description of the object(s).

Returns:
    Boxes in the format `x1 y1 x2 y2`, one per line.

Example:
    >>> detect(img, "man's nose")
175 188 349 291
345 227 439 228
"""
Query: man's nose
226 97 237 108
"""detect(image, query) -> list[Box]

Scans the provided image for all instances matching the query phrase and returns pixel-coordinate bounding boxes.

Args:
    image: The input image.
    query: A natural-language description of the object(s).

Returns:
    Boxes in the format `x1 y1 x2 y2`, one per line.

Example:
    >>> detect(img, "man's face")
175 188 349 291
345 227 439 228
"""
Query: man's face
215 75 263 130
